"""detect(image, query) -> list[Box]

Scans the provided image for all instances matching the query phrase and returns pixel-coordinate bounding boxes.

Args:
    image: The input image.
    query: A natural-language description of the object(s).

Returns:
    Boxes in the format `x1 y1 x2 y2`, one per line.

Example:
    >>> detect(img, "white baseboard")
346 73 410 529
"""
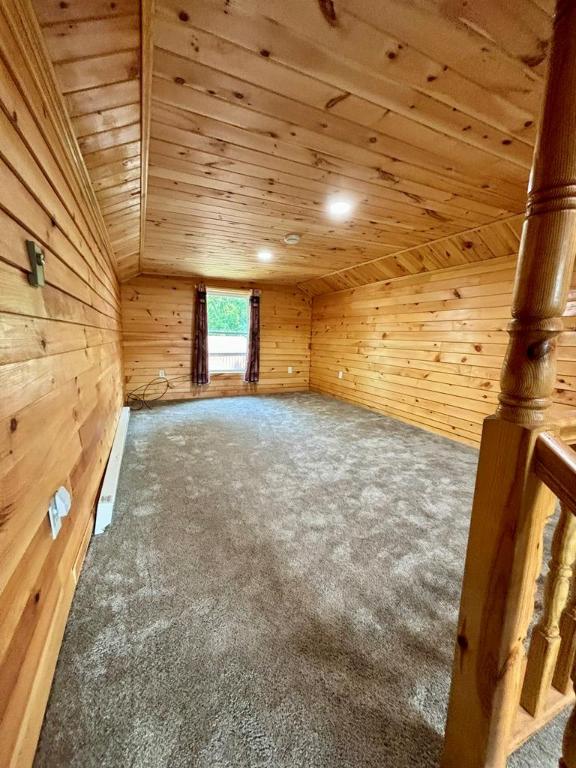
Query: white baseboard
95 407 130 535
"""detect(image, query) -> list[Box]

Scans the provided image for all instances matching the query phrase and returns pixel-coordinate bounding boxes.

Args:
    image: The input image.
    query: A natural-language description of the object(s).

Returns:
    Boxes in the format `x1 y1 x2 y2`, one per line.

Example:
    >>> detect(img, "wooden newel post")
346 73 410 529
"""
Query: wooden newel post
441 2 576 767
498 1 576 428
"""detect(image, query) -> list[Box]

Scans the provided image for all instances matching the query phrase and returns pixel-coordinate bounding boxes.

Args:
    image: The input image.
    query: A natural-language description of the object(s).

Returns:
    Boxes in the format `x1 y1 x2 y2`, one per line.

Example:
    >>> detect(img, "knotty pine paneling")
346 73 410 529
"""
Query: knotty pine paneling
33 0 144 280
142 0 551 282
0 4 123 765
298 216 524 297
122 275 311 401
310 256 576 446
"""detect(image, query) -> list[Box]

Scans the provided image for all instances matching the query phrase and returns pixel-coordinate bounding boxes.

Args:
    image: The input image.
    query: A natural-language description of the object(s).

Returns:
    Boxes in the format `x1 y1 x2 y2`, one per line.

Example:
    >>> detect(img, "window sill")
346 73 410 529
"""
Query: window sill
210 372 245 379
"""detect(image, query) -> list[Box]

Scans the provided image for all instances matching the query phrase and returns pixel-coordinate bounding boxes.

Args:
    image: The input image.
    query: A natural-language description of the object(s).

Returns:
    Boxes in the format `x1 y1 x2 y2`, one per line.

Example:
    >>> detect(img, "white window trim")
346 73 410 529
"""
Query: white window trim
206 287 251 297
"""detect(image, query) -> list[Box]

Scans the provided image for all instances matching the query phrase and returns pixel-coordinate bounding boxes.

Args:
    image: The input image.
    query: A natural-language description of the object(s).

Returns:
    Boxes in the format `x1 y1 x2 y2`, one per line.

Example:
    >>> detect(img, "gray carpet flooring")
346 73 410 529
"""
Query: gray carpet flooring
35 393 567 767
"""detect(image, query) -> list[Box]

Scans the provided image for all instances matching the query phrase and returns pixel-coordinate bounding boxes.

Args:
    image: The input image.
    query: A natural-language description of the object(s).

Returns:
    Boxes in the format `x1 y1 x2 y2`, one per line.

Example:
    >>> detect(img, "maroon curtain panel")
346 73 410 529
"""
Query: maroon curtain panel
245 291 260 383
192 283 209 385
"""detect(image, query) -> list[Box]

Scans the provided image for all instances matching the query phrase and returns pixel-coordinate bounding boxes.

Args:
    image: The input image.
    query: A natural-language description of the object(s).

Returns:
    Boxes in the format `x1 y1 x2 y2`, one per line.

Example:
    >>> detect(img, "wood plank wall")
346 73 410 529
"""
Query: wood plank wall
122 275 311 401
33 0 144 281
310 256 576 446
0 4 123 765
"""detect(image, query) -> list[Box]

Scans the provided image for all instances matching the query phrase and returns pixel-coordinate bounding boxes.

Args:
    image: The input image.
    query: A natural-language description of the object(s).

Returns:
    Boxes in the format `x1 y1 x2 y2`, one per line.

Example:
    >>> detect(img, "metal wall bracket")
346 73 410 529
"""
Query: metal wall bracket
26 240 46 287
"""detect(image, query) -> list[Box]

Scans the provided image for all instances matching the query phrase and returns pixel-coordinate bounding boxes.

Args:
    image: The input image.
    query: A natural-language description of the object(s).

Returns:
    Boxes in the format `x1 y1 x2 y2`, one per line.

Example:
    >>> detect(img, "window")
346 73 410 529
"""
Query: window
206 290 250 373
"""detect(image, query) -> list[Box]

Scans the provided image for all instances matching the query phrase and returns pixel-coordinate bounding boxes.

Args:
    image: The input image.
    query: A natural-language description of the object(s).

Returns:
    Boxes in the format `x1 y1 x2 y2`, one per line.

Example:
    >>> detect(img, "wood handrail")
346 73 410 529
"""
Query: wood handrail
534 432 576 514
549 404 576 446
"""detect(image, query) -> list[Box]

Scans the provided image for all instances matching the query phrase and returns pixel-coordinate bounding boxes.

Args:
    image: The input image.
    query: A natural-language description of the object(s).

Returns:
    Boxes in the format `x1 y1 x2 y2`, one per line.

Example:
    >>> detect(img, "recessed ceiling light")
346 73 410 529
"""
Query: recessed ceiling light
327 197 354 219
284 232 301 245
257 248 273 261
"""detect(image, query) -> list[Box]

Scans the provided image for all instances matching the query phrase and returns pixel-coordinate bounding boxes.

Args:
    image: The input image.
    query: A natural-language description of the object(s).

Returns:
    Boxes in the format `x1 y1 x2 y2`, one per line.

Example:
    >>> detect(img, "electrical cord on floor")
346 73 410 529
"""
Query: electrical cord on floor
126 374 192 410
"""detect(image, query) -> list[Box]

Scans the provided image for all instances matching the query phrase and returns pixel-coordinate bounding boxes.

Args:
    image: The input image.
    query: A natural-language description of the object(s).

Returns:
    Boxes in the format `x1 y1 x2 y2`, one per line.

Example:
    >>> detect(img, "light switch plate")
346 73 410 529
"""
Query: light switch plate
338 370 344 379
288 366 293 374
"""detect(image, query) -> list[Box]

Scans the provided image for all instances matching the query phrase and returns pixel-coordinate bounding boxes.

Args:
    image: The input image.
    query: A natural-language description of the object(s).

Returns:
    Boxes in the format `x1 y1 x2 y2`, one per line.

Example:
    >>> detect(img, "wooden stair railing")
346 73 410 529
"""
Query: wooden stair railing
519 433 576 768
521 500 576 717
507 433 576 754
534 434 576 514
522 431 576 711
529 434 576 768
441 1 576 766
555 569 576 696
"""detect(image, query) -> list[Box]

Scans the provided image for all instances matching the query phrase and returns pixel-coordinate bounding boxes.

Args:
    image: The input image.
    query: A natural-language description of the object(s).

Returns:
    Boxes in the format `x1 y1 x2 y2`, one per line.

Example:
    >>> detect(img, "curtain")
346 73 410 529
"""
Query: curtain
192 283 209 385
245 290 261 383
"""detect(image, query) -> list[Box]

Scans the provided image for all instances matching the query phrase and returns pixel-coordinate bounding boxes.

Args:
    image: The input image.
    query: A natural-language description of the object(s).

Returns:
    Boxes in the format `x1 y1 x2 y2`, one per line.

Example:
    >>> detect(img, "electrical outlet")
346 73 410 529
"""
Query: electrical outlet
288 366 293 374
48 498 61 539
338 370 344 379
47 486 72 540
159 369 166 379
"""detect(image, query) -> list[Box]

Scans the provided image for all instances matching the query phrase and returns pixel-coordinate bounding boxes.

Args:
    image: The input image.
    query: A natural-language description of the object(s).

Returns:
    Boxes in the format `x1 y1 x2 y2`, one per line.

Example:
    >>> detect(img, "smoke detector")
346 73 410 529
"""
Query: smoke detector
284 232 301 245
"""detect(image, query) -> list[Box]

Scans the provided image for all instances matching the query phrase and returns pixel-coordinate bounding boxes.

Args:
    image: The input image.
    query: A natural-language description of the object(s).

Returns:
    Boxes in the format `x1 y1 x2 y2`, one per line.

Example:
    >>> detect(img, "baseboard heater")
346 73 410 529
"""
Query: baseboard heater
95 406 130 535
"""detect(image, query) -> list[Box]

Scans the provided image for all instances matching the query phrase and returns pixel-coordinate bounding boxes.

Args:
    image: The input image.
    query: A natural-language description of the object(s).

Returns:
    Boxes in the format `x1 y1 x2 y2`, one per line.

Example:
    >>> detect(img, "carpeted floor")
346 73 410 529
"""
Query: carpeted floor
35 393 567 767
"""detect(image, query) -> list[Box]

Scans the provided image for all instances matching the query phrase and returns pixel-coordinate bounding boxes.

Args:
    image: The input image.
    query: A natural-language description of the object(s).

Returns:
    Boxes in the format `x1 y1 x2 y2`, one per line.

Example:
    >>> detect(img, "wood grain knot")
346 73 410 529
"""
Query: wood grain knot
457 634 468 652
527 339 554 361
318 0 338 26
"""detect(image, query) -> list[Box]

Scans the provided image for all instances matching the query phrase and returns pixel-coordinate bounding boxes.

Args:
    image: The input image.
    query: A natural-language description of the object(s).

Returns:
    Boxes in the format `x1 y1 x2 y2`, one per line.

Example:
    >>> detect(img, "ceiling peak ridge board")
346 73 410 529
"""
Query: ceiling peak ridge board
297 212 525 289
151 34 534 181
3 0 119 278
139 0 154 276
161 0 541 147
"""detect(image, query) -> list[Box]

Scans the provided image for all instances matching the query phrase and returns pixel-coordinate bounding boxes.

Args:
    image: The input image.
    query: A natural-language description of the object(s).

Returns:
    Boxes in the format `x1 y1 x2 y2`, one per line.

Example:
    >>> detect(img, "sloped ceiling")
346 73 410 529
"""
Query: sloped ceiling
33 0 144 281
35 0 554 288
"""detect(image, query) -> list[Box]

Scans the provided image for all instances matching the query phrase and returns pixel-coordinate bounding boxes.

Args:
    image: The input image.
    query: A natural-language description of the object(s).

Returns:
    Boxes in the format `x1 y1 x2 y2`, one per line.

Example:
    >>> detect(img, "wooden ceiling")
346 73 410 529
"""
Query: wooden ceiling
33 0 144 281
34 0 555 287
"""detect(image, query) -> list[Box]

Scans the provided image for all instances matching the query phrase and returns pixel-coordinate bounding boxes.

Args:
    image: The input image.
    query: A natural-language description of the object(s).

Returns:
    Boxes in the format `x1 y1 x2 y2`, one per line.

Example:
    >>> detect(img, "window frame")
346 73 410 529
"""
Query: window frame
206 287 251 376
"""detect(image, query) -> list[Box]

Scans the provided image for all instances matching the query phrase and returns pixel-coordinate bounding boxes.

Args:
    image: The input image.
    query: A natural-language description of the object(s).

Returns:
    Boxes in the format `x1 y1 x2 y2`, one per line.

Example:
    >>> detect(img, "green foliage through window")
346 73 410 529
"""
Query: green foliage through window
207 293 249 335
